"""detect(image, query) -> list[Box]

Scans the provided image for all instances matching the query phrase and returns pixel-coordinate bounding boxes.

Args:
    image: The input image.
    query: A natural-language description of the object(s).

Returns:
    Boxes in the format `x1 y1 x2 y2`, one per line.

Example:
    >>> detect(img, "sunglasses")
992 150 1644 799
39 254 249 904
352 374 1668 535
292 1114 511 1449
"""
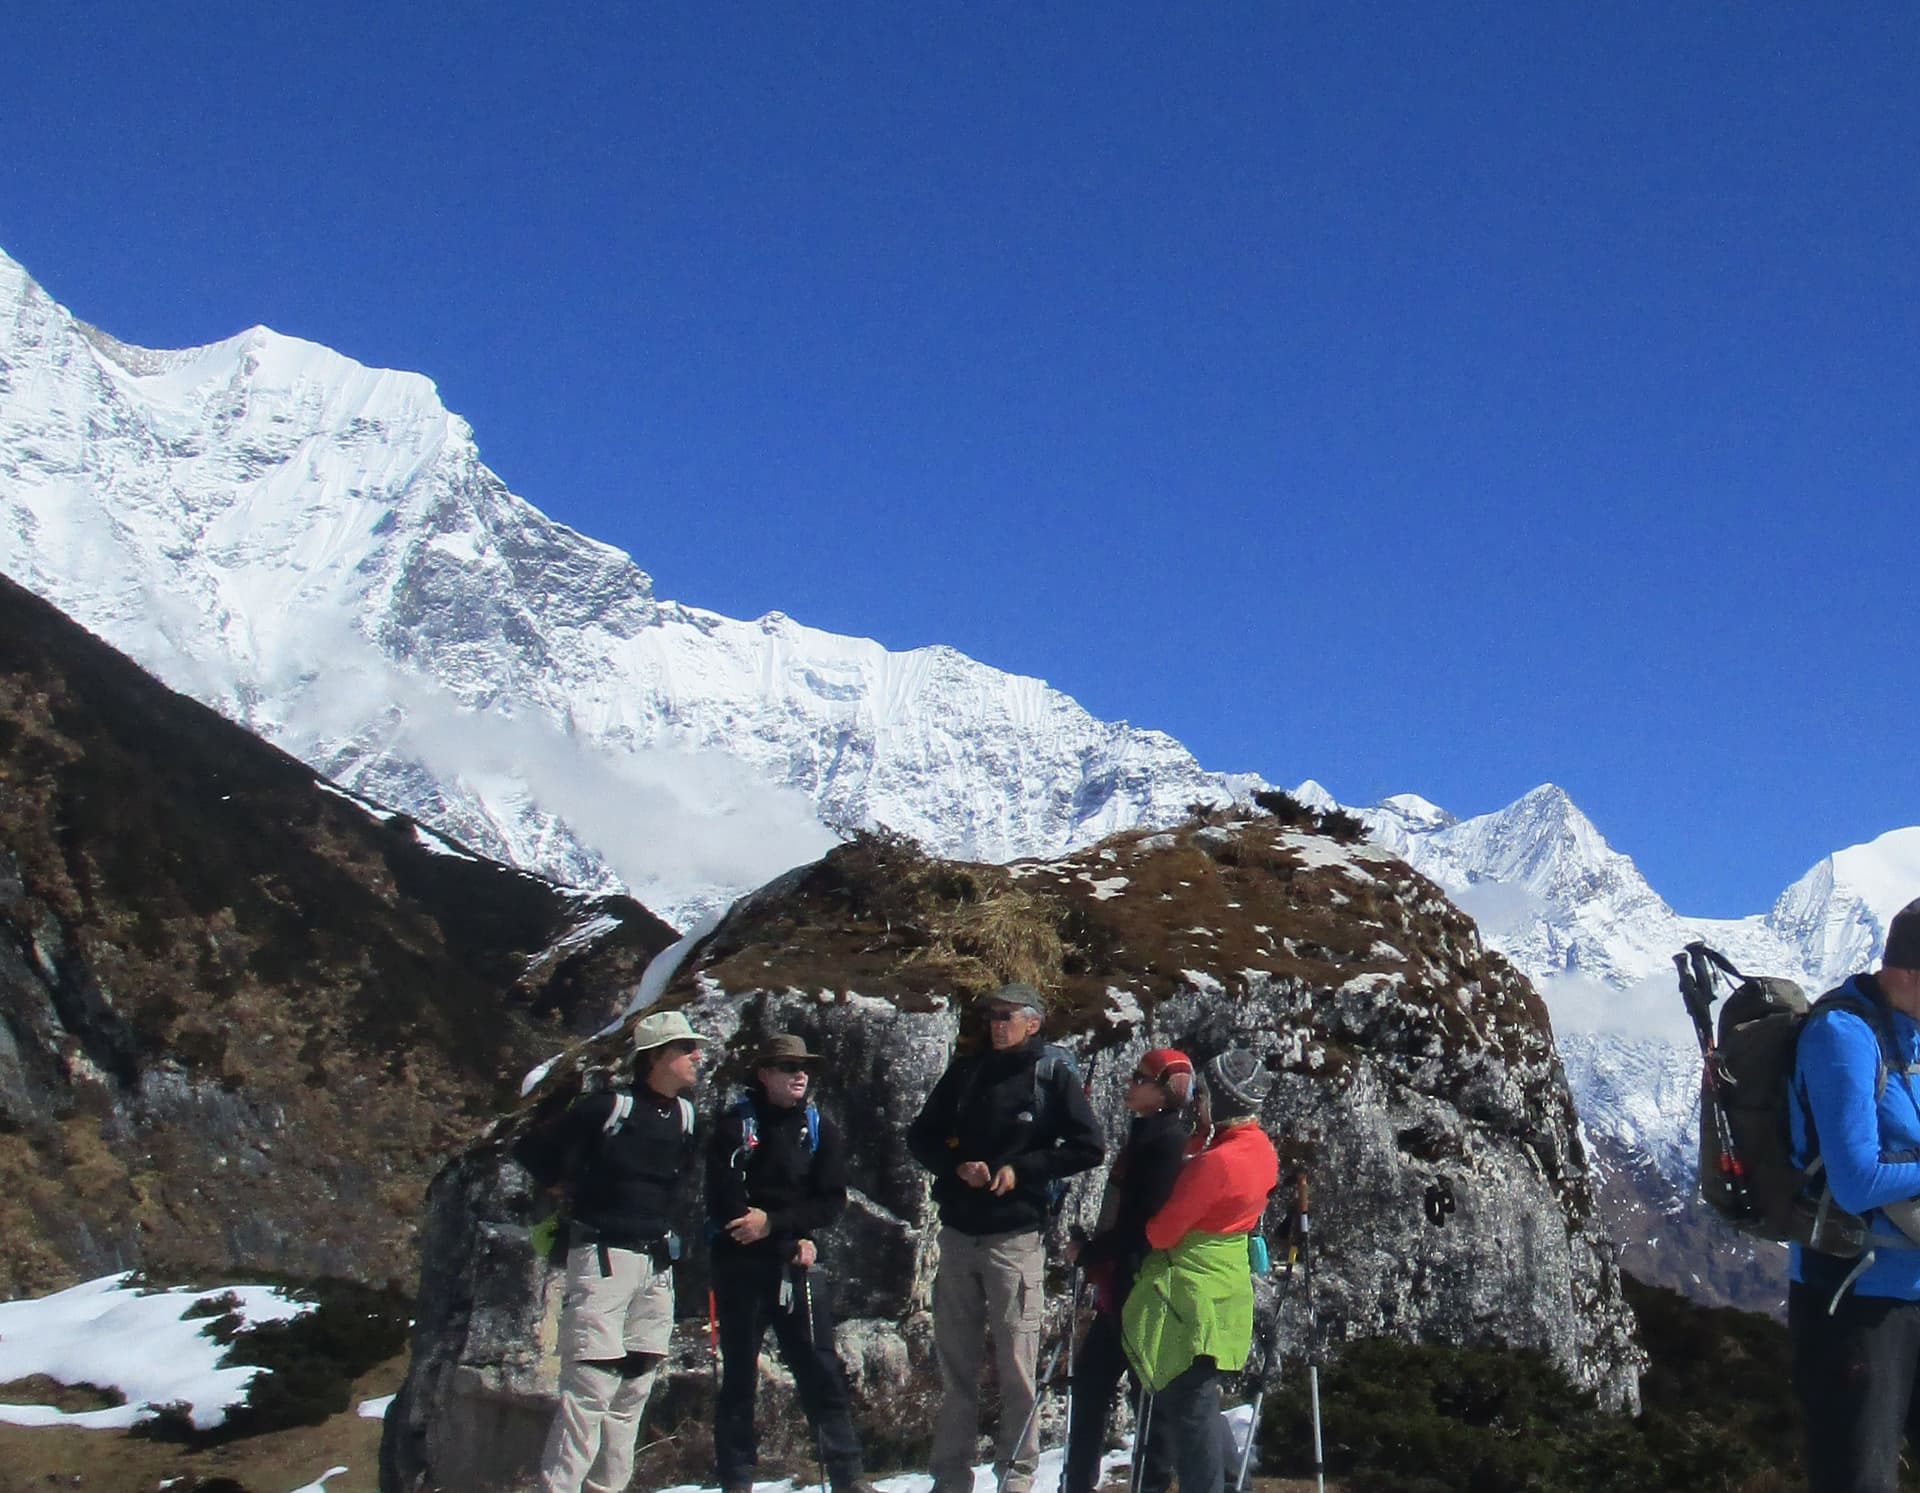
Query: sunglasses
768 1061 810 1075
986 1008 1029 1023
661 1039 699 1056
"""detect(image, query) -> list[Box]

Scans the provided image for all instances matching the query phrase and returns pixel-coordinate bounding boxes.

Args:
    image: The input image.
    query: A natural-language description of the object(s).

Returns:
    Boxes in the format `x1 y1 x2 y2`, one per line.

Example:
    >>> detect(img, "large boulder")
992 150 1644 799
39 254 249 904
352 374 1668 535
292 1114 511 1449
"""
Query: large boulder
383 818 1643 1491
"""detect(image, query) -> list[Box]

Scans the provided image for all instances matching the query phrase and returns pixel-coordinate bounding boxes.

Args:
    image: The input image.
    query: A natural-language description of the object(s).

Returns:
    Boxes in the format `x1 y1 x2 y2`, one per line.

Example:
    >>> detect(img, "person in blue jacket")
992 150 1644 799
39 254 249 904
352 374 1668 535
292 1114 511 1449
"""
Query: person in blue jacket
1789 896 1920 1493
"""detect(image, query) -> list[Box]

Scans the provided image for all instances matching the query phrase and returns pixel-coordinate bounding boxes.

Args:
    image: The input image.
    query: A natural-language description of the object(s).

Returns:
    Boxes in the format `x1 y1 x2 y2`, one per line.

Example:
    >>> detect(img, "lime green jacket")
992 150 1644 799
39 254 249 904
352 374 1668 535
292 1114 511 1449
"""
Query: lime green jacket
1119 1230 1255 1392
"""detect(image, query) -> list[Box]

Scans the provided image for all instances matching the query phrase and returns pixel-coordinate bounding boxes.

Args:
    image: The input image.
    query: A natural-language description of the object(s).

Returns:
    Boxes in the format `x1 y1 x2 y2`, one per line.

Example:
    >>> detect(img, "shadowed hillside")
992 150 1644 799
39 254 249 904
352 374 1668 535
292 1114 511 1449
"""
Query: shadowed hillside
0 573 677 1294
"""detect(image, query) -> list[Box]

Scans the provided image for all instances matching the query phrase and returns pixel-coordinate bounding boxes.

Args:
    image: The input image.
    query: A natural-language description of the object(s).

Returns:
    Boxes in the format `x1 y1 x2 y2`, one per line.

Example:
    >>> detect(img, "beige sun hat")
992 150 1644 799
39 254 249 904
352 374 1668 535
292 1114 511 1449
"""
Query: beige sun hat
629 1009 711 1055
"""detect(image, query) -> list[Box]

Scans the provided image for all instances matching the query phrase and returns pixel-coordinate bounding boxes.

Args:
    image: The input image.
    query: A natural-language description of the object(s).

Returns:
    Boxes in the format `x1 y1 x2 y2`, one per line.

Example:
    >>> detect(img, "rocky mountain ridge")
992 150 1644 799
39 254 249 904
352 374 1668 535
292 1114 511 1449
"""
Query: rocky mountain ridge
384 812 1641 1491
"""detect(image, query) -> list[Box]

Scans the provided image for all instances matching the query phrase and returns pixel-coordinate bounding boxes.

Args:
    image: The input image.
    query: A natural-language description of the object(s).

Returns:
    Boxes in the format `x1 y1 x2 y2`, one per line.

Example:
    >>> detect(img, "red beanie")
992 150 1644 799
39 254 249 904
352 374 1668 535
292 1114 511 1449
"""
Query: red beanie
1137 1047 1195 1100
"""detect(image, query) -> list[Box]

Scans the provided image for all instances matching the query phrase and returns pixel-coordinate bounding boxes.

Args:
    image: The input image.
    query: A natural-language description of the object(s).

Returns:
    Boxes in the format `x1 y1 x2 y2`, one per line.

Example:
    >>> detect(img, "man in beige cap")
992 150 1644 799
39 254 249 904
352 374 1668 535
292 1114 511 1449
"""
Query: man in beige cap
537 1008 709 1493
708 1033 878 1493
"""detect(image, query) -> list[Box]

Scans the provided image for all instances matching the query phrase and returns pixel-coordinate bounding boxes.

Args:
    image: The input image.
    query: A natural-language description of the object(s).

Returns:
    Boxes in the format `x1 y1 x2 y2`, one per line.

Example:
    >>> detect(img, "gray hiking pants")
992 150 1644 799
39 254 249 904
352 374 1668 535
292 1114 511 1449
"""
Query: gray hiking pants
930 1225 1045 1493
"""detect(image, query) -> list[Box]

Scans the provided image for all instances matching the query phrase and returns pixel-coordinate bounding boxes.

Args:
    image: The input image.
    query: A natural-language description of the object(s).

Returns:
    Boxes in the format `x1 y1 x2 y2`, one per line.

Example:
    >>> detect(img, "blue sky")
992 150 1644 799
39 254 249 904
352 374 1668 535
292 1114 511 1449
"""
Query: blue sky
5 3 1918 917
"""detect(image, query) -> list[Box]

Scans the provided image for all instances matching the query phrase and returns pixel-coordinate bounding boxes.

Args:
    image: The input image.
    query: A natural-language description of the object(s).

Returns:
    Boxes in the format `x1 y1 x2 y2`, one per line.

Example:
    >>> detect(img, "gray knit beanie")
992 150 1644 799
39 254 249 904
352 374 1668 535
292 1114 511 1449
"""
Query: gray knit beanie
1204 1048 1272 1120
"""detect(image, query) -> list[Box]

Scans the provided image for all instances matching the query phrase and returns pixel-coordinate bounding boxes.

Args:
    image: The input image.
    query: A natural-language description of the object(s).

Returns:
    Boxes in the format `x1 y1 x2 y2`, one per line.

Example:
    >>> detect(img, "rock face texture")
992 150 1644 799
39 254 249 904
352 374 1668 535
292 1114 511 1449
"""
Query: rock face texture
385 817 1643 1492
0 575 676 1294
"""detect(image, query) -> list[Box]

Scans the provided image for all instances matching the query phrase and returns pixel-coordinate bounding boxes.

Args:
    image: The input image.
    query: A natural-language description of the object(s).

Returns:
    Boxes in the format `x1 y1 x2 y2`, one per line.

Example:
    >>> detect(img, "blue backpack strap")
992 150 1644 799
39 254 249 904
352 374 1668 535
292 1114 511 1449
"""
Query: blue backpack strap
803 1101 820 1154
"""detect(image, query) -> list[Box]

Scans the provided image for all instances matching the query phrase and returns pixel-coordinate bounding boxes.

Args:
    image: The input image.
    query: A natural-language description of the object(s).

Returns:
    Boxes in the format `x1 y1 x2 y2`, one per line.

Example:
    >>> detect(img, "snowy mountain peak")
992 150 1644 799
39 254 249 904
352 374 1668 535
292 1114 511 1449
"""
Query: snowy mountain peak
1765 826 1920 989
1374 792 1457 831
0 245 1258 926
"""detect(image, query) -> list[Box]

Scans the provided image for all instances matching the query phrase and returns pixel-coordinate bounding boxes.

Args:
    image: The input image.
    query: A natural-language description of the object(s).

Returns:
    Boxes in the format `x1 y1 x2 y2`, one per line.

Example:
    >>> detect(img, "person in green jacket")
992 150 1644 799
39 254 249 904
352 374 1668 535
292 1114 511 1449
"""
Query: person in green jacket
1122 1049 1278 1493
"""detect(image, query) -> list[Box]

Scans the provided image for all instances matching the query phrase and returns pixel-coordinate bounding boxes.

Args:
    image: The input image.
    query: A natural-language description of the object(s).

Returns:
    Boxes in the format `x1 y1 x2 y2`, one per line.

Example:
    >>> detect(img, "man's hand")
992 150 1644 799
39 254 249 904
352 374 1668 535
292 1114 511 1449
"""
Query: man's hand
989 1164 1018 1196
957 1161 991 1189
727 1208 771 1244
792 1238 818 1268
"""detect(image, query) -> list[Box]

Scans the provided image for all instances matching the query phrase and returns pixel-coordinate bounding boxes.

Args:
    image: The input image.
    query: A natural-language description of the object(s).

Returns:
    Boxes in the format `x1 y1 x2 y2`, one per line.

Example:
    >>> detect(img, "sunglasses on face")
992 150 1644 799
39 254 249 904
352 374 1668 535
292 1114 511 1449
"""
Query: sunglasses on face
662 1040 699 1056
986 1009 1027 1023
769 1061 809 1075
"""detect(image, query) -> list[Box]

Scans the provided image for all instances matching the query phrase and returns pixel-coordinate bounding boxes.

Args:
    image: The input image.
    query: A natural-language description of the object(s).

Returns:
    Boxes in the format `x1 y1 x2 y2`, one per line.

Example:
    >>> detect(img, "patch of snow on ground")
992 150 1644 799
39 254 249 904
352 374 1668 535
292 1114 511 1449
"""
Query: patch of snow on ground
1181 969 1225 995
618 909 726 1023
411 822 479 860
1341 971 1398 995
656 1436 1136 1493
284 1467 350 1493
1274 831 1379 881
1368 941 1406 961
313 778 398 821
518 1054 559 1097
542 912 623 960
1078 873 1130 900
0 1274 315 1430
1104 986 1145 1027
357 1393 394 1419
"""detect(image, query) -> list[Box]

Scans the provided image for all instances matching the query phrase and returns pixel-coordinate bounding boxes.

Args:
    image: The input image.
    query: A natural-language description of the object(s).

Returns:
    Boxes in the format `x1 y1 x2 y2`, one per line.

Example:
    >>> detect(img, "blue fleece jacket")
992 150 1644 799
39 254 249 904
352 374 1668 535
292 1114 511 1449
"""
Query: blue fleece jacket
1789 974 1920 1296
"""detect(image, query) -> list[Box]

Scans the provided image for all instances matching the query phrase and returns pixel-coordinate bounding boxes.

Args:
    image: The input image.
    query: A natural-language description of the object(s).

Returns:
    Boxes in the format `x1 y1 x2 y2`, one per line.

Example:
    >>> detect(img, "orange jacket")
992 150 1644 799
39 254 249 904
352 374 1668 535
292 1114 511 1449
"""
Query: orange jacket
1144 1120 1277 1251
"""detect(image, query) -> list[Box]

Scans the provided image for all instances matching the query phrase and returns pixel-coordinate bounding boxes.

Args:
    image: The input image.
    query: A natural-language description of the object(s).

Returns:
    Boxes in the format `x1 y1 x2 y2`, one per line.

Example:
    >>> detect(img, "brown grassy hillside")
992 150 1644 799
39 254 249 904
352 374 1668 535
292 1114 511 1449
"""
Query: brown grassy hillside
0 574 677 1294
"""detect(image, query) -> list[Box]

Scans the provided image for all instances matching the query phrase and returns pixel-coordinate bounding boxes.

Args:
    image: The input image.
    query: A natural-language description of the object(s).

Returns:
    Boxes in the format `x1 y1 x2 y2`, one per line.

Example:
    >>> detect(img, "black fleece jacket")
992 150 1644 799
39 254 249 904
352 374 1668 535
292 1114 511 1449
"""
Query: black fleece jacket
706 1088 848 1262
562 1088 695 1248
1079 1106 1190 1301
907 1036 1104 1236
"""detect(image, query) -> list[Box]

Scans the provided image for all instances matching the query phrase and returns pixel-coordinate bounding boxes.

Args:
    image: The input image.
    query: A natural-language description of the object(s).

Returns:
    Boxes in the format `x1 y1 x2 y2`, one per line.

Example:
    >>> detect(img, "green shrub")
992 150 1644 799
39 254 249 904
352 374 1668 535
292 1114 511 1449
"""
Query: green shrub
1254 1286 1839 1493
1318 808 1370 843
1254 789 1319 827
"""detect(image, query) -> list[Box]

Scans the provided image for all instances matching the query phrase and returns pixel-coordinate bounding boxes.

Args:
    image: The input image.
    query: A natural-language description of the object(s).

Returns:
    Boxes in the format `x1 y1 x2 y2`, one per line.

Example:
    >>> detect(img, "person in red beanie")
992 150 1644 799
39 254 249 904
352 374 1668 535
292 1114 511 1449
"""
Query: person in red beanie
1060 1048 1195 1493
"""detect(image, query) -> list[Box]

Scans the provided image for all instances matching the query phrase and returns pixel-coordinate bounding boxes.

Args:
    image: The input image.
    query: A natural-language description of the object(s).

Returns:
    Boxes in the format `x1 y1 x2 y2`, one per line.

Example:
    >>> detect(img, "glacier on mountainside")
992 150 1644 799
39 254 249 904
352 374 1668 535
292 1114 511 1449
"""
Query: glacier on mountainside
0 247 1256 926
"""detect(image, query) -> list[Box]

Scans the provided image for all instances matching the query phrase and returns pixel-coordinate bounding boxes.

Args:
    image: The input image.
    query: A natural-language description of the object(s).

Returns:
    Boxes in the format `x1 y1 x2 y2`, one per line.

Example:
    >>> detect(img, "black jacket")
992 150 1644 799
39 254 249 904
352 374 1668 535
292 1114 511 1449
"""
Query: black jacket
706 1089 848 1262
1079 1107 1190 1304
561 1089 696 1248
907 1036 1104 1236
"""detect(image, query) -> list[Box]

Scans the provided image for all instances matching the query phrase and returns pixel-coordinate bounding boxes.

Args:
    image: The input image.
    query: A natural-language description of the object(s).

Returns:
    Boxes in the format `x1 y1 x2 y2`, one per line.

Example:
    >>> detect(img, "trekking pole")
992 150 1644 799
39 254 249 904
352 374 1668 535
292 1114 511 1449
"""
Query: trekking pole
707 1285 721 1394
1232 1308 1282 1493
798 1267 829 1493
1304 1261 1324 1493
1128 1383 1155 1493
1011 1332 1067 1464
1062 1266 1081 1465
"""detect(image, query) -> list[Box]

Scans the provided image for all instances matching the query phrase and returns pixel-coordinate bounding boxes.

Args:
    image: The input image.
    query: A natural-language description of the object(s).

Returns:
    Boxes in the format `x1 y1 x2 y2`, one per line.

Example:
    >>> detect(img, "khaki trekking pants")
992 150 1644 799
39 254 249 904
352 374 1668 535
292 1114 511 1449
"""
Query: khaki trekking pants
930 1225 1045 1493
540 1242 674 1493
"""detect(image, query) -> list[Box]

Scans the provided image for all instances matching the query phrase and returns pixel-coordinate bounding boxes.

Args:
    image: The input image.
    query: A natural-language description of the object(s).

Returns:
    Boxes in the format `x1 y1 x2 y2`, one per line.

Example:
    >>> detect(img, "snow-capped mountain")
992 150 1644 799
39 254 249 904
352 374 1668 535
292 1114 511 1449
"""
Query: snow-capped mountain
1339 784 1920 1187
0 247 1254 924
6 240 1920 1272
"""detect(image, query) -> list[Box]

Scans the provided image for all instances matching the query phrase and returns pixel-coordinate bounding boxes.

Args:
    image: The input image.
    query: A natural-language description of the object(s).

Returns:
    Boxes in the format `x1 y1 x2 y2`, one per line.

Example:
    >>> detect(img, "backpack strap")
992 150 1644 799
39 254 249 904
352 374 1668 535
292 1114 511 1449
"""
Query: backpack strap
602 1092 635 1137
803 1101 820 1155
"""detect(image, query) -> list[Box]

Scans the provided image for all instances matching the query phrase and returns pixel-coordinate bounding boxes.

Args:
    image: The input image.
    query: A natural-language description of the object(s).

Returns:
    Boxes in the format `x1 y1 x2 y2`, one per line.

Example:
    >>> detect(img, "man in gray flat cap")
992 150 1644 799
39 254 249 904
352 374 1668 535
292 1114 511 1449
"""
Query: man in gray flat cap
907 983 1104 1493
535 1008 709 1493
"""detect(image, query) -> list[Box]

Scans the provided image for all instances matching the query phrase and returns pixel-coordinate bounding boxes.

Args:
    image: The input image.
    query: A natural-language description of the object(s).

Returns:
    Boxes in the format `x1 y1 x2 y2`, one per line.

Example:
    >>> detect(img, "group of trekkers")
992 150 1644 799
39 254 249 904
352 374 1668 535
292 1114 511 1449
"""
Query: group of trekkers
525 980 1281 1493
